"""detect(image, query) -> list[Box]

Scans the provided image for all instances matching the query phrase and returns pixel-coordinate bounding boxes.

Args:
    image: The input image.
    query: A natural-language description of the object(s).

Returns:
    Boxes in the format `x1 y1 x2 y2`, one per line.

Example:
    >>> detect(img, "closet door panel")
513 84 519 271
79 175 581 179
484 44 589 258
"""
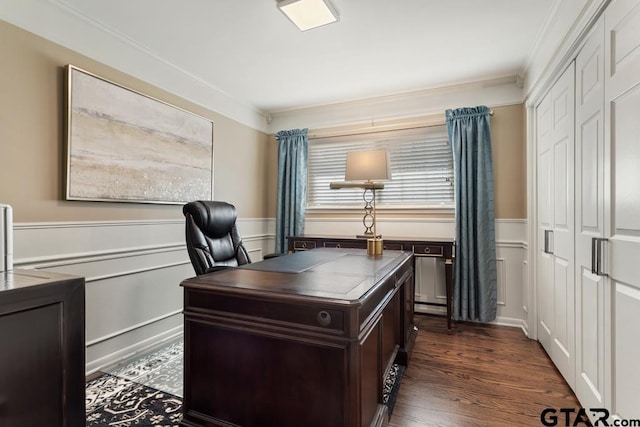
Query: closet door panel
613 283 640 417
550 67 575 266
578 270 604 398
605 0 640 418
607 83 640 420
537 92 554 351
578 115 601 231
536 62 576 387
551 64 576 387
538 251 554 349
575 18 606 411
605 0 640 98
553 258 571 359
611 88 640 235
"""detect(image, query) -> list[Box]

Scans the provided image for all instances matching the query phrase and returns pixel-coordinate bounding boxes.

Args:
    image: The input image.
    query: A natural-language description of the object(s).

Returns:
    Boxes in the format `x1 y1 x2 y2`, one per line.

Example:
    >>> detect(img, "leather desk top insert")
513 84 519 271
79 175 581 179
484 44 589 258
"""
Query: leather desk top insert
184 248 406 299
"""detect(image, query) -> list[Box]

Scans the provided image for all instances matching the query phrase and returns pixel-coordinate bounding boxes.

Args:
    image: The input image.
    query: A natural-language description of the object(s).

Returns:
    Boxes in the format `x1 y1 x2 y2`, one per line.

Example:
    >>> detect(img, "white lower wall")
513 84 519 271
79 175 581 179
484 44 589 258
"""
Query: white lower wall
11 216 525 373
304 217 529 332
13 218 275 374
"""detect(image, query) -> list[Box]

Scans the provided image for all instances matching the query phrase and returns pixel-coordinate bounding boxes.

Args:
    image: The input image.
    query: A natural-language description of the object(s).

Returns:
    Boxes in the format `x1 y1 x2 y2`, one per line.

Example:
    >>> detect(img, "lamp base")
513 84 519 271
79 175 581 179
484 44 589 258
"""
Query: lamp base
357 233 381 239
367 238 383 257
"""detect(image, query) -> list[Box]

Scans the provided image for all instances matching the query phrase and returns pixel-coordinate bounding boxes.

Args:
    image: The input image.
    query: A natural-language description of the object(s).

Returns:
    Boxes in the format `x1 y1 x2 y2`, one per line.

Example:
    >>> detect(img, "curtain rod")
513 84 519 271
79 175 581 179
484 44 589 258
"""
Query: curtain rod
271 110 494 138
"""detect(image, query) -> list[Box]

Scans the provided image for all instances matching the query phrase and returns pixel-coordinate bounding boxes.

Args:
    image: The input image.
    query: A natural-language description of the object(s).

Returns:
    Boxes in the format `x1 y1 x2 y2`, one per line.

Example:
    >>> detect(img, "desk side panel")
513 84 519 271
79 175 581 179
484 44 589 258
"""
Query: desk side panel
183 317 348 427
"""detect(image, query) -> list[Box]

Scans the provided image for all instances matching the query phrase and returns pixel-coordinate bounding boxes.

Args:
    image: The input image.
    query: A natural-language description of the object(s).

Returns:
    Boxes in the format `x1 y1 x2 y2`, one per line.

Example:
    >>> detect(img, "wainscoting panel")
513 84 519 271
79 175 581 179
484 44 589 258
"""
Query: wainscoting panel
304 217 528 330
495 243 527 329
13 218 274 374
522 259 530 335
415 257 446 302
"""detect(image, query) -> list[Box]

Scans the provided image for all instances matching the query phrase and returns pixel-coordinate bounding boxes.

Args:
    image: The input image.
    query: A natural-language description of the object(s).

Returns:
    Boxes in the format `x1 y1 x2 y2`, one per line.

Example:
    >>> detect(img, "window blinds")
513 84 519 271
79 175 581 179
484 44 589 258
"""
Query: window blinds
307 125 454 208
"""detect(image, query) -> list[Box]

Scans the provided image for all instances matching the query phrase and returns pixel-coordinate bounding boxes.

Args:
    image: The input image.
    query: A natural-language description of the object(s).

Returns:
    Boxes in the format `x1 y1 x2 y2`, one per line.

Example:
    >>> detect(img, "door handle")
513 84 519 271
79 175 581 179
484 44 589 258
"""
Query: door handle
591 237 597 274
544 230 554 254
591 237 608 276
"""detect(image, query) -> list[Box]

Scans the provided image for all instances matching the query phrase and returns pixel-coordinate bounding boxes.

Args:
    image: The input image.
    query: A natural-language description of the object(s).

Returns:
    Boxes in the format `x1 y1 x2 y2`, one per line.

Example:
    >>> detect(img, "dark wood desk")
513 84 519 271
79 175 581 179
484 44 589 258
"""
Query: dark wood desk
181 248 415 427
288 235 455 329
0 269 85 427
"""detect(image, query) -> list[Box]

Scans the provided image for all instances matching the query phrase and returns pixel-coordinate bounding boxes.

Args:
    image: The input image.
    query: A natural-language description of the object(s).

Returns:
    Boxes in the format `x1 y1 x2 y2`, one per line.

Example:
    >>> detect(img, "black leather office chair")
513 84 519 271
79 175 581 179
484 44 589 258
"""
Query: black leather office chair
183 200 251 275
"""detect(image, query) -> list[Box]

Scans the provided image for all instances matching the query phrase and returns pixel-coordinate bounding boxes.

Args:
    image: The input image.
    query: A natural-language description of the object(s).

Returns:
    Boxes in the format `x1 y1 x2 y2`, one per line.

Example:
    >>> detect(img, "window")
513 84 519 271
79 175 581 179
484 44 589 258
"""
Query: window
307 125 454 209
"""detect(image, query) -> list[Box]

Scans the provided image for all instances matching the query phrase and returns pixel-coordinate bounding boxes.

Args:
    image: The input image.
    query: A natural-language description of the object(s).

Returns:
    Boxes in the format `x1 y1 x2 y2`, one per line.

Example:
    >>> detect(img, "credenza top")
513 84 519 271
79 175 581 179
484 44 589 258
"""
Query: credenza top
1 269 83 293
289 234 455 244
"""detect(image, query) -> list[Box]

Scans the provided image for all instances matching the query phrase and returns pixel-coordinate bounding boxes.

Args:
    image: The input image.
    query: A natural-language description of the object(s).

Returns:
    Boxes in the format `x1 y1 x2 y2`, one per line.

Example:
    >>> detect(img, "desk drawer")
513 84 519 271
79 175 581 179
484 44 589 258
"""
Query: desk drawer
413 244 444 257
324 240 367 249
187 289 346 334
293 240 316 251
383 242 404 251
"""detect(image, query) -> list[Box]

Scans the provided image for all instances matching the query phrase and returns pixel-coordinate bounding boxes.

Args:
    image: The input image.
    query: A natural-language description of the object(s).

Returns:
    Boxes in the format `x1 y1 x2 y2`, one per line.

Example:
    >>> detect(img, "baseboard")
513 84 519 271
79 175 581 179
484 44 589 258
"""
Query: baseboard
490 316 529 336
86 324 183 375
414 304 446 316
413 308 529 337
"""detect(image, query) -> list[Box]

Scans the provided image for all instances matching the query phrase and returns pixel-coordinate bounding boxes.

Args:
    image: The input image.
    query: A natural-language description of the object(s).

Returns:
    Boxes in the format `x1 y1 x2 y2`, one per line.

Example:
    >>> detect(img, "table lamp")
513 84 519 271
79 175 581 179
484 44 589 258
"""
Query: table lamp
330 149 391 256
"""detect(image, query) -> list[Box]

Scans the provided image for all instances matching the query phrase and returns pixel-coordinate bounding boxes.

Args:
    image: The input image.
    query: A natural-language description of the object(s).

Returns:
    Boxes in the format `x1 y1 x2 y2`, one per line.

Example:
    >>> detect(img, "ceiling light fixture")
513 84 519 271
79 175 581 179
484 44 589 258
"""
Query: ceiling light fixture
277 0 339 31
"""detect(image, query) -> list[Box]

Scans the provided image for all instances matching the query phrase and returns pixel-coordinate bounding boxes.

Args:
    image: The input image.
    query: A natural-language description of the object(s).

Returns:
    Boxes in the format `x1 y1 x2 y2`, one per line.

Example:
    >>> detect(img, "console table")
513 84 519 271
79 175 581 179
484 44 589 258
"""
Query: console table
181 248 415 427
0 269 85 427
288 235 455 330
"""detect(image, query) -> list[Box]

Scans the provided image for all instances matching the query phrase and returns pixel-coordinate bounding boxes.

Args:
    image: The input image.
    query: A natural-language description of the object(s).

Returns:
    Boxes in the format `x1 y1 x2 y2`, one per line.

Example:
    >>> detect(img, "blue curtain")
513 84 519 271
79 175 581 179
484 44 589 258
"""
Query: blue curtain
275 128 308 254
445 106 497 322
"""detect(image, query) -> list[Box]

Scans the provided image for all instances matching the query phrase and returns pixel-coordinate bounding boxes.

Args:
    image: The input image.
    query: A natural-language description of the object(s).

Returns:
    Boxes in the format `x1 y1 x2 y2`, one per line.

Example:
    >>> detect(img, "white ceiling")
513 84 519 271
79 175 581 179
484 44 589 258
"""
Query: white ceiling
48 0 554 115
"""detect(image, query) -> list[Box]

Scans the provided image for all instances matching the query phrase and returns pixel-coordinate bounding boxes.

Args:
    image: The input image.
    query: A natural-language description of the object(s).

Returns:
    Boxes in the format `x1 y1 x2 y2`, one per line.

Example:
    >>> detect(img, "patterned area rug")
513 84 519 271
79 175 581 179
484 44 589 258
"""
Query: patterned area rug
105 340 183 397
86 374 182 426
383 364 406 415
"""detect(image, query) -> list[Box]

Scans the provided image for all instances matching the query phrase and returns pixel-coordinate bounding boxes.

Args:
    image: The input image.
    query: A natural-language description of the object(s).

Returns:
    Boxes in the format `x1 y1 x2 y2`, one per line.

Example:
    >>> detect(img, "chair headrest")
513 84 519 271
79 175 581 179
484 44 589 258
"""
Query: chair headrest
183 201 238 238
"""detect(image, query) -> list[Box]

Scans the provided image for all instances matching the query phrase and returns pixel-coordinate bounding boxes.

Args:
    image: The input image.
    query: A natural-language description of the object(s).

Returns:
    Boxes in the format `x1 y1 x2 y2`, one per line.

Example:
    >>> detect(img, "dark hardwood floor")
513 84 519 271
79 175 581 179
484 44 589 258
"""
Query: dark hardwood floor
387 314 582 427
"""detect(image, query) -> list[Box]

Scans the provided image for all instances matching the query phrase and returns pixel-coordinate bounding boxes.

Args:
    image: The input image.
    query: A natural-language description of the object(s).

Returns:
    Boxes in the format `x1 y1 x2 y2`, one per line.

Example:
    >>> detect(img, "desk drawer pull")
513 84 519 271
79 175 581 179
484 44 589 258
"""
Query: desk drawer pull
413 244 443 257
293 241 316 250
317 311 331 326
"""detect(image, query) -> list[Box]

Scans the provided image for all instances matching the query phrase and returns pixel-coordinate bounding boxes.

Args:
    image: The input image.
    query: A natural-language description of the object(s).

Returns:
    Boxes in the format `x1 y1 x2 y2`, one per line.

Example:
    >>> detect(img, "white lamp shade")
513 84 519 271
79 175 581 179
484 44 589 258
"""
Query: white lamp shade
345 149 391 182
277 0 339 31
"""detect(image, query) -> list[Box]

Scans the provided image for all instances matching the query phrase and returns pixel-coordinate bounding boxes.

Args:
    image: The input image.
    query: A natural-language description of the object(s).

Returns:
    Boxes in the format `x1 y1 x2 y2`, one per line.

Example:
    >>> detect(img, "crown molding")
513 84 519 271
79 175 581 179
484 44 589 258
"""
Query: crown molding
520 0 565 79
267 75 524 133
523 0 610 105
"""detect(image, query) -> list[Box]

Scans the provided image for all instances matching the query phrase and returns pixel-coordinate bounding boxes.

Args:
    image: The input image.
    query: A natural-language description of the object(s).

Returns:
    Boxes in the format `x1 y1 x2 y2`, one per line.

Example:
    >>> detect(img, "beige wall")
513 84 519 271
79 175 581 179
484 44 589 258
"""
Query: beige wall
266 135 279 218
491 104 526 219
0 20 273 222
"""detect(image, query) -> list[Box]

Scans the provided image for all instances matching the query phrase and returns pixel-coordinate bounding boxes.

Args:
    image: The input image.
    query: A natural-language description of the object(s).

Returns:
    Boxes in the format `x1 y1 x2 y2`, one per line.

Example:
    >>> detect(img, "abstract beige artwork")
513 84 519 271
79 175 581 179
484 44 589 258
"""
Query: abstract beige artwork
66 65 213 204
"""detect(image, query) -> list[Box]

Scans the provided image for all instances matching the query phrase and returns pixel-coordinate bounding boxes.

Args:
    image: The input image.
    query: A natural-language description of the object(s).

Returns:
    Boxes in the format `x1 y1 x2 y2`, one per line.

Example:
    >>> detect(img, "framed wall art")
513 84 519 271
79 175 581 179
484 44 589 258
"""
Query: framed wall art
65 65 214 204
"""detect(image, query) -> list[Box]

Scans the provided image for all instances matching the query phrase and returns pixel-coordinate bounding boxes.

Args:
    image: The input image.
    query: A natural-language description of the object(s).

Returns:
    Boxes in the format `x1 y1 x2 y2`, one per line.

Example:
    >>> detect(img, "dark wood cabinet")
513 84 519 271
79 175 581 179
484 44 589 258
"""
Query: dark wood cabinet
287 235 455 329
0 269 85 427
181 248 415 427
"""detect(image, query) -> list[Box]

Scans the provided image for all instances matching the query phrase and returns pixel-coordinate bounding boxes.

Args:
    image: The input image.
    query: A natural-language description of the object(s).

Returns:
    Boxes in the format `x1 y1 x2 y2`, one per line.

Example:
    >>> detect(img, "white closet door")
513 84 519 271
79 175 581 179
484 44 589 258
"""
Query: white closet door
575 18 607 411
604 0 640 419
550 63 576 387
536 62 576 387
537 90 554 354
